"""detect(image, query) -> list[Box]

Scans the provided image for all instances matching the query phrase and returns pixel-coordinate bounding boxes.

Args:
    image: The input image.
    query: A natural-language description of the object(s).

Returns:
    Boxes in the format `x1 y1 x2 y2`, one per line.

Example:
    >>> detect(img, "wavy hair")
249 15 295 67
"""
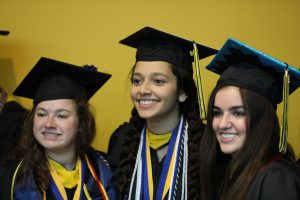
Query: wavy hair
9 92 96 191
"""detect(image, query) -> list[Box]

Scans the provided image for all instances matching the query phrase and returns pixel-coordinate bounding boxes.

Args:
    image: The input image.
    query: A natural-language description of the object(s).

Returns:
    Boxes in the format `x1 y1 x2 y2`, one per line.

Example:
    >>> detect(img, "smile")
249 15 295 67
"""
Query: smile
221 133 236 139
138 99 159 107
43 132 63 137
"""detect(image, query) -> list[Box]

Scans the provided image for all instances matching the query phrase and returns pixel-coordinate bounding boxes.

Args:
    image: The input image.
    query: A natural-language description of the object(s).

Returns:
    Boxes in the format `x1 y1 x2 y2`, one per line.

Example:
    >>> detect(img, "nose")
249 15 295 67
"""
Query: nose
139 81 152 95
45 116 56 129
218 114 232 130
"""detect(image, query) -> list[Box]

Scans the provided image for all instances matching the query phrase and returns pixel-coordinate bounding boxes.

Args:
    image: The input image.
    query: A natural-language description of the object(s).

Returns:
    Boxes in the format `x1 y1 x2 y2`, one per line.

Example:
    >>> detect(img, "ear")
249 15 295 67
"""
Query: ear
178 92 188 102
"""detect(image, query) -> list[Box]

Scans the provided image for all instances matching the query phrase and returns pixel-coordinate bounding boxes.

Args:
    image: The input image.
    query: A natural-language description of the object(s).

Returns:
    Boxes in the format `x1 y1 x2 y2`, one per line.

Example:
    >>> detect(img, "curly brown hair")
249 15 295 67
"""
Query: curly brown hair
10 92 96 191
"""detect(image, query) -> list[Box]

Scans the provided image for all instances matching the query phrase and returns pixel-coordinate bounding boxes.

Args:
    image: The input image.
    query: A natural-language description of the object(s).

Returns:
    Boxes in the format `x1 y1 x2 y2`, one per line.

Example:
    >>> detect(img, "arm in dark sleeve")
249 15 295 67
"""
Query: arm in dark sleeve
106 122 132 174
246 160 300 200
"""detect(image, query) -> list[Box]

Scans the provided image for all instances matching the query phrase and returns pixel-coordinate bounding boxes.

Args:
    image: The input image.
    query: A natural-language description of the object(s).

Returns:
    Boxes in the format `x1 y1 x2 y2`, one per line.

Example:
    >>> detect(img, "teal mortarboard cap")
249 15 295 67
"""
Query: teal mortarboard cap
206 38 300 106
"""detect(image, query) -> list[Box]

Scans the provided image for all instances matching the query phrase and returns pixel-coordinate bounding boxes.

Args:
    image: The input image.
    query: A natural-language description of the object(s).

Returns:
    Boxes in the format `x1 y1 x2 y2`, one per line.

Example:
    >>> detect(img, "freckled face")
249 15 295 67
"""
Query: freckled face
33 99 79 154
130 61 180 123
212 86 247 156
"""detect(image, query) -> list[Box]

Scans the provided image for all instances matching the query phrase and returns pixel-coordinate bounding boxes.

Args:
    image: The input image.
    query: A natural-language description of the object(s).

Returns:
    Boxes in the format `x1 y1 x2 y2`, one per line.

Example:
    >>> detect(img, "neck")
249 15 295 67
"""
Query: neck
46 148 77 170
147 112 181 134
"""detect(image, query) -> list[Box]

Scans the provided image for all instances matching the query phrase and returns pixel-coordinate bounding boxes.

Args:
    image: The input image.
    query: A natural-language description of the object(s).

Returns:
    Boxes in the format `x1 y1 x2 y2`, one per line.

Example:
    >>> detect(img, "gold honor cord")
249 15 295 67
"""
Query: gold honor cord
279 66 289 153
193 42 207 121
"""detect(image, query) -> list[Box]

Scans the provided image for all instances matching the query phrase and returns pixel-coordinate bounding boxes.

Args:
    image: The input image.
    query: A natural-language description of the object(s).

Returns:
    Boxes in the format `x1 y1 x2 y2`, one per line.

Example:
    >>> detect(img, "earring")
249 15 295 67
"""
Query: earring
179 96 185 102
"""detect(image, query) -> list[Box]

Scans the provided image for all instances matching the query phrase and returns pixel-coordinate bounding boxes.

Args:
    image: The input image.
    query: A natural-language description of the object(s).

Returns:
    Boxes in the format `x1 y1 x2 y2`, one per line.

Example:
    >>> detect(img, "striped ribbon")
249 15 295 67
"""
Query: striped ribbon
49 158 85 200
128 116 188 200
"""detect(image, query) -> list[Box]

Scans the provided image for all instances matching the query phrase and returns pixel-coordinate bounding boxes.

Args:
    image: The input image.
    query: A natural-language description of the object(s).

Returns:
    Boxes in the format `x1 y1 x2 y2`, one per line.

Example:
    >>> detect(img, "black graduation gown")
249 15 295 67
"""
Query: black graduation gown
245 159 300 200
107 123 184 200
0 101 27 162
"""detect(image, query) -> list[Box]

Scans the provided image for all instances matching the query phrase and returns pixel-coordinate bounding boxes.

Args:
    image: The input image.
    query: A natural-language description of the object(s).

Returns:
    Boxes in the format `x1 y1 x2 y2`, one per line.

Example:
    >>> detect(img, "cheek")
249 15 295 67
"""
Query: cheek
212 118 219 132
33 117 41 132
130 86 138 99
67 120 79 136
237 119 247 133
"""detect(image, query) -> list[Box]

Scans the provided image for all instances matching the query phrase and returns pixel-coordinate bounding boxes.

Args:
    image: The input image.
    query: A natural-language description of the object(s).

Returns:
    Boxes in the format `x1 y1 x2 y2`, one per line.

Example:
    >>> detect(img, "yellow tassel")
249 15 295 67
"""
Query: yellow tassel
279 66 289 153
192 42 207 121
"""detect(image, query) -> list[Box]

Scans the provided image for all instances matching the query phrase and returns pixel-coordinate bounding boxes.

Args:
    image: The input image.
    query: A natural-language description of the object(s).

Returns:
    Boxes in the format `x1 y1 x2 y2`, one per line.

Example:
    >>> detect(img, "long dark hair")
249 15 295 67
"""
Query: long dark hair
9 92 96 191
117 60 205 199
199 85 295 200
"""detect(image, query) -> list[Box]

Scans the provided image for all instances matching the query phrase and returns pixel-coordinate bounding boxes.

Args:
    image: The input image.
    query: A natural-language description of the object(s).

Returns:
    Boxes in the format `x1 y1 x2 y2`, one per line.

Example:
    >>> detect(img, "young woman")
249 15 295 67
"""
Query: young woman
107 26 217 199
0 57 116 199
199 38 300 200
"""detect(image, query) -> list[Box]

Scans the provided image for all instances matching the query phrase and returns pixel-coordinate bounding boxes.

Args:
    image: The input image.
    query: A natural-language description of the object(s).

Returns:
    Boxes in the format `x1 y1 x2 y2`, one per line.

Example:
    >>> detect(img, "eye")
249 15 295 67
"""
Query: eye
212 109 222 117
57 113 69 119
132 78 142 86
36 111 47 117
233 109 246 117
153 79 166 85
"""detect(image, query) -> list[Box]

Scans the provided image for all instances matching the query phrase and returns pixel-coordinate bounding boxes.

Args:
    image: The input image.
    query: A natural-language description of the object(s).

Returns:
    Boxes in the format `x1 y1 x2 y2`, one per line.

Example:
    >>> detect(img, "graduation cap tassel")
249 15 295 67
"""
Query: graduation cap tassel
279 66 289 153
193 42 207 121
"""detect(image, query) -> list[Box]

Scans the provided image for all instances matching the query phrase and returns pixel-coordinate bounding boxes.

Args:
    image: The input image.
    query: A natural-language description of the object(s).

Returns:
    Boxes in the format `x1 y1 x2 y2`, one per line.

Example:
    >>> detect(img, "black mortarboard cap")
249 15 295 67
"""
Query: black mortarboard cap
206 38 300 106
13 57 111 105
119 26 218 69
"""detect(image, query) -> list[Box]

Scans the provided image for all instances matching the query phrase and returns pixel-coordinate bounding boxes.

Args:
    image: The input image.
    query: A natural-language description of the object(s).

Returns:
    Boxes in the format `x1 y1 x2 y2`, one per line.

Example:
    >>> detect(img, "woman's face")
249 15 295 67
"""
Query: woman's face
212 86 247 156
33 99 79 154
130 61 184 123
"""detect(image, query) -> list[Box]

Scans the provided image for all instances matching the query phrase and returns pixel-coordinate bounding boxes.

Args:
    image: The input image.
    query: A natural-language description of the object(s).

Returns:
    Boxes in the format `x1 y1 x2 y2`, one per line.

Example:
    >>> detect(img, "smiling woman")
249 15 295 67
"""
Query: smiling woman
106 26 217 200
0 57 116 199
199 38 300 200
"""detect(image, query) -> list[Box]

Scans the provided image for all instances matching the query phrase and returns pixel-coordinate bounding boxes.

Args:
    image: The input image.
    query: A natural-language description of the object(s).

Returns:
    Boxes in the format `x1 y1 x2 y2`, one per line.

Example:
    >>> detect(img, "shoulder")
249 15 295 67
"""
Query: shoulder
2 101 27 114
106 122 134 168
0 160 23 200
88 149 111 169
109 122 133 143
246 159 300 200
261 159 300 179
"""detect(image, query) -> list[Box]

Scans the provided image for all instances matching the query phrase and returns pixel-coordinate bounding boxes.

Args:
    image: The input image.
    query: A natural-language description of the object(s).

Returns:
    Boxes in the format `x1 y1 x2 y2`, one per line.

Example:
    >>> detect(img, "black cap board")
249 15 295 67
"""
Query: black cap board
13 57 111 105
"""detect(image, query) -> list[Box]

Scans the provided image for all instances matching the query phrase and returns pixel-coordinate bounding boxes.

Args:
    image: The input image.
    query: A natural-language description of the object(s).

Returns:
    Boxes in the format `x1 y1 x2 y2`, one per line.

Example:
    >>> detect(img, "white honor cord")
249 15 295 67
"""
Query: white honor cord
167 116 184 200
128 127 145 200
182 122 188 200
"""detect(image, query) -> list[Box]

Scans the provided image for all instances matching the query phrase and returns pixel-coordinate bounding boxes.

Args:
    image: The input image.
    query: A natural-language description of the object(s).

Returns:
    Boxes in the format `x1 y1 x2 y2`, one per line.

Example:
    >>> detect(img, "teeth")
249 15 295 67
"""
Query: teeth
139 100 157 105
44 132 62 136
221 133 235 139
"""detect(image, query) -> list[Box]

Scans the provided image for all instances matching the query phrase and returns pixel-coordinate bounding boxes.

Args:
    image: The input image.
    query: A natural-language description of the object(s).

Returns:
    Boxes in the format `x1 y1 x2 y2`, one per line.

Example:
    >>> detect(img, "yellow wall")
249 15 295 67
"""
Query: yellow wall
1 0 300 158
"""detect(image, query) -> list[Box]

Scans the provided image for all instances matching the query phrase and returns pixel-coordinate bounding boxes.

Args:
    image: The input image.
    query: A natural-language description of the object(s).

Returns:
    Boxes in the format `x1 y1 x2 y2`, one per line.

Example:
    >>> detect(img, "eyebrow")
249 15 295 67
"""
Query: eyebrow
36 107 71 113
133 72 169 78
213 105 244 111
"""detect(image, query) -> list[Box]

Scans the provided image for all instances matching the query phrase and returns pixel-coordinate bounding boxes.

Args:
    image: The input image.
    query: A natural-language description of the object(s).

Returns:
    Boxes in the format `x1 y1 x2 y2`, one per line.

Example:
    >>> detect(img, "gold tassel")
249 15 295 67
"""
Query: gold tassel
193 42 206 121
279 66 289 153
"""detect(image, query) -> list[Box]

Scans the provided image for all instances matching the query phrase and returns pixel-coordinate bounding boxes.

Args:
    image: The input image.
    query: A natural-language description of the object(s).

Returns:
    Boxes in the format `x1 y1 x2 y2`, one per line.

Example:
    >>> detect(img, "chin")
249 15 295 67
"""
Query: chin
220 147 238 156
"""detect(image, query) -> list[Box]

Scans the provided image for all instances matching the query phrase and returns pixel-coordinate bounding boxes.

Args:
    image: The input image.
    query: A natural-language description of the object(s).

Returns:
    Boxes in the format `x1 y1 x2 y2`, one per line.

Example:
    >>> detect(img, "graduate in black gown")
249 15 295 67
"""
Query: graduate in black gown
0 30 28 163
0 86 27 163
107 26 217 199
0 57 116 199
199 38 300 200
